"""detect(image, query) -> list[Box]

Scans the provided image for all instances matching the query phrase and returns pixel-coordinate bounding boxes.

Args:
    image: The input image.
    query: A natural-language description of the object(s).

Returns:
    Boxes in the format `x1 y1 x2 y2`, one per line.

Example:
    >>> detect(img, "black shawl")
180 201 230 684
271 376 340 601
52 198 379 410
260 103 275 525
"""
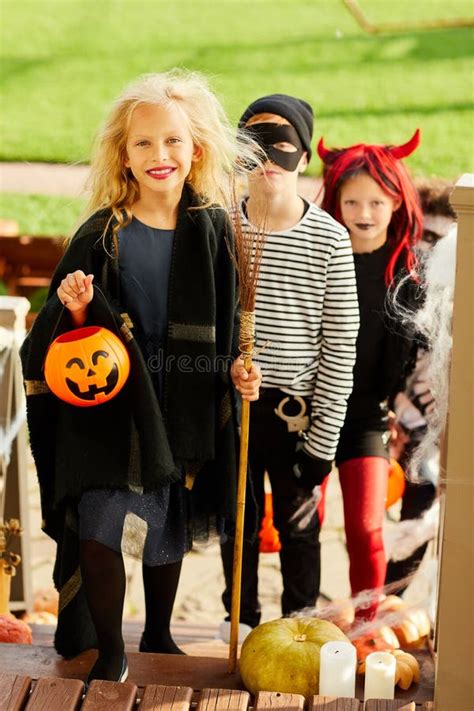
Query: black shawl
21 186 245 656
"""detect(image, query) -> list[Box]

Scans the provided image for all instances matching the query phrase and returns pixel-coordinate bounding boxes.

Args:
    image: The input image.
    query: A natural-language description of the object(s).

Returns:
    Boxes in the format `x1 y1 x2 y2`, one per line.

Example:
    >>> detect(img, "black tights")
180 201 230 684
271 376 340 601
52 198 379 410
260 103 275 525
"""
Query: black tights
142 558 184 654
79 539 183 678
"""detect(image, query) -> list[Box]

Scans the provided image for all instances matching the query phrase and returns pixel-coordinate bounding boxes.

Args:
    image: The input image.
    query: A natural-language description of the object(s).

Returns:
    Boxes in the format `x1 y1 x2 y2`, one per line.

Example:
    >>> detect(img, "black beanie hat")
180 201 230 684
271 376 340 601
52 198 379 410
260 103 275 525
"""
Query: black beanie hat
239 93 314 161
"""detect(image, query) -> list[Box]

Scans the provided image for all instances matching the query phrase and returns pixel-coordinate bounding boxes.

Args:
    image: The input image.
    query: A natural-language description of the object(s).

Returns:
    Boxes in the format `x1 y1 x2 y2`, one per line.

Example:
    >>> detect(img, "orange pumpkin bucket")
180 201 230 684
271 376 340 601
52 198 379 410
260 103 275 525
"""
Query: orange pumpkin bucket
44 326 130 407
386 458 406 509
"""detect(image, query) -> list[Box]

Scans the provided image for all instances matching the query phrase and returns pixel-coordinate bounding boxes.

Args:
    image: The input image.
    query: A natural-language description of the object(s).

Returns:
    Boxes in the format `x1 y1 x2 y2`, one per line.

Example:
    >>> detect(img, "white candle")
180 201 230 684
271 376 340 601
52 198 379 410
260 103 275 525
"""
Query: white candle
319 641 357 697
364 651 396 701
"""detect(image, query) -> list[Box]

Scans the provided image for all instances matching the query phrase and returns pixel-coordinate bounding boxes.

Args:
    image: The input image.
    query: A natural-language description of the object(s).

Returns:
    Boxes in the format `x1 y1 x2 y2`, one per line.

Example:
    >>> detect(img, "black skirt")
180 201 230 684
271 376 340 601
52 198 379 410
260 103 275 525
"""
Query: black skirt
78 483 190 566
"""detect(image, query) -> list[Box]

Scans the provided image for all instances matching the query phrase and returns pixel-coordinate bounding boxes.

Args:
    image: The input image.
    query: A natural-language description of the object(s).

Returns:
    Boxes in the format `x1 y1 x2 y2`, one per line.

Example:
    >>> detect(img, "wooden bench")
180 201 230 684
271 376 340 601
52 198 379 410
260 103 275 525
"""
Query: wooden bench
0 672 435 711
0 233 64 328
0 234 64 295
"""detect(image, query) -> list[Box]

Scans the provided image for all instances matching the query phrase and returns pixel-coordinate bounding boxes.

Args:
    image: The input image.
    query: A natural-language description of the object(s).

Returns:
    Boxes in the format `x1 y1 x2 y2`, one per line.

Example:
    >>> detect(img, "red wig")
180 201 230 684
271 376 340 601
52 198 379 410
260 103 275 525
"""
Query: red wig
318 130 423 284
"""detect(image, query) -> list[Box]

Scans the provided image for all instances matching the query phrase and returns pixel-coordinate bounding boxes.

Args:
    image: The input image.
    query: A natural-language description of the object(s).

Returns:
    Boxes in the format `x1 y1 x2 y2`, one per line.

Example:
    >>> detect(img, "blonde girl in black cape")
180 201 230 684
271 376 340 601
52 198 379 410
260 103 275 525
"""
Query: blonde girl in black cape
22 70 261 683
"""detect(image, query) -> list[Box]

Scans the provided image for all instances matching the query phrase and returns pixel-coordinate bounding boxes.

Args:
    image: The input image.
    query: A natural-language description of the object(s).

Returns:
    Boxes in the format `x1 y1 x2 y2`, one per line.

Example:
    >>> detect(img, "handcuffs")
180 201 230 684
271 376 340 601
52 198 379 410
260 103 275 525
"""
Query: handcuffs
274 395 310 440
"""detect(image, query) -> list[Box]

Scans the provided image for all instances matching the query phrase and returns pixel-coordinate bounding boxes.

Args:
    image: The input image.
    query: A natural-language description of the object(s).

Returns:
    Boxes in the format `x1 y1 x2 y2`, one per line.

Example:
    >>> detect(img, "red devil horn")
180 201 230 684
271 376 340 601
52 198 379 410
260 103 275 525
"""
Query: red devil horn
389 129 421 160
317 137 332 162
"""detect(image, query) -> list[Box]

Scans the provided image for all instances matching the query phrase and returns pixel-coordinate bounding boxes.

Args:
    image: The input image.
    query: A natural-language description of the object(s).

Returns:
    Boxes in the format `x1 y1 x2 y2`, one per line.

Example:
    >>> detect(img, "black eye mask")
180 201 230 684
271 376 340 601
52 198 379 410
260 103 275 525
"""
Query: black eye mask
244 123 305 172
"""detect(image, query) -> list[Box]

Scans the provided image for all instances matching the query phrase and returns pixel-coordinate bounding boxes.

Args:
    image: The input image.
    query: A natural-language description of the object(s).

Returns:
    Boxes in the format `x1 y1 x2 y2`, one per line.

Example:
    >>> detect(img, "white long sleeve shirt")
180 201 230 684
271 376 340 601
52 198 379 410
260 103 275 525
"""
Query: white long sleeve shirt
242 201 360 460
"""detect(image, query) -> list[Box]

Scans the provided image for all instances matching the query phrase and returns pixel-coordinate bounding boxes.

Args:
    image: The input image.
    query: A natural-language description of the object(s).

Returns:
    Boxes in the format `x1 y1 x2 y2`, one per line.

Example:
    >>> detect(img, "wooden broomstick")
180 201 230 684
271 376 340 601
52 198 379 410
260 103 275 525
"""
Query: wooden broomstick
227 199 267 673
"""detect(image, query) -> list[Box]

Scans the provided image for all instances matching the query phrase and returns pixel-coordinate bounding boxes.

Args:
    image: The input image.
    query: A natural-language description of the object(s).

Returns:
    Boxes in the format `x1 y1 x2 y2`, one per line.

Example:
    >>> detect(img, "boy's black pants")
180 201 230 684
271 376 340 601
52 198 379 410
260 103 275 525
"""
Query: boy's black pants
220 388 321 628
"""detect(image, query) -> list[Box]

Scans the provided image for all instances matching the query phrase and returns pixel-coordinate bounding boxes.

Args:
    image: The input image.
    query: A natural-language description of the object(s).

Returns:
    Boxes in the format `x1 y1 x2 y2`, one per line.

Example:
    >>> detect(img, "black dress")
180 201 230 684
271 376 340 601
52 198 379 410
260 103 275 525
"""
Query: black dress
78 217 190 566
336 241 394 464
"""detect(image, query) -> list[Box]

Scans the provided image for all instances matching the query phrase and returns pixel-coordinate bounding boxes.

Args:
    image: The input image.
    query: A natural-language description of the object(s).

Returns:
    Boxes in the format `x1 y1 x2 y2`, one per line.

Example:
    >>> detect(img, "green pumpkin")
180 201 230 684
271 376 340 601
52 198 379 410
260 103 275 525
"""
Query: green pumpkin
239 617 349 699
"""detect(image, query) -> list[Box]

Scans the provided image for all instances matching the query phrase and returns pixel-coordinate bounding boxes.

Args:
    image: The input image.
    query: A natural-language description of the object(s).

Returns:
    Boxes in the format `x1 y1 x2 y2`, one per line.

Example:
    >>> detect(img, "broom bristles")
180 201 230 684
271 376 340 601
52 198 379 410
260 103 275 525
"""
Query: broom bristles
228 182 268 316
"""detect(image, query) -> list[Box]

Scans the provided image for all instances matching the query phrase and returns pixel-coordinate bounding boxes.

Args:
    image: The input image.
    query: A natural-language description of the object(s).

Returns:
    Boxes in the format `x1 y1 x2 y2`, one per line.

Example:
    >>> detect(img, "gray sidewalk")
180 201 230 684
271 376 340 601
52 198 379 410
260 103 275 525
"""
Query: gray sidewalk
0 162 90 198
0 161 322 203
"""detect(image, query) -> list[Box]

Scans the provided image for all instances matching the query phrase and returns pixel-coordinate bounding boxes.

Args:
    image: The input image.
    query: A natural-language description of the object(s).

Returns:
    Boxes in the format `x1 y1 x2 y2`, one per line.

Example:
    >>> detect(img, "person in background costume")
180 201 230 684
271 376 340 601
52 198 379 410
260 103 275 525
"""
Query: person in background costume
385 178 456 594
219 94 359 638
317 130 423 622
415 177 457 253
20 70 261 683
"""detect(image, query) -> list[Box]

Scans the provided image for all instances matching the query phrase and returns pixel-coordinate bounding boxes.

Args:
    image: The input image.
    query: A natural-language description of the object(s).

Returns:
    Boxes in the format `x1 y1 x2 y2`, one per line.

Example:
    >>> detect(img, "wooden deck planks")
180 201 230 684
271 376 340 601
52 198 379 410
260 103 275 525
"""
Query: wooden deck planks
25 678 84 711
29 623 221 649
0 669 436 711
0 672 32 711
81 680 137 710
309 696 361 710
196 688 250 710
364 702 415 711
0 646 243 692
137 684 193 710
254 691 305 709
0 644 435 709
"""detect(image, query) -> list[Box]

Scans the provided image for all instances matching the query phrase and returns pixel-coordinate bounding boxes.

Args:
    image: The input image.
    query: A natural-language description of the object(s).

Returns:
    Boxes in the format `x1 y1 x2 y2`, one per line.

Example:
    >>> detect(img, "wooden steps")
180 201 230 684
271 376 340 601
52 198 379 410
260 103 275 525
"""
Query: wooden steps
0 672 436 711
29 622 221 649
0 644 434 710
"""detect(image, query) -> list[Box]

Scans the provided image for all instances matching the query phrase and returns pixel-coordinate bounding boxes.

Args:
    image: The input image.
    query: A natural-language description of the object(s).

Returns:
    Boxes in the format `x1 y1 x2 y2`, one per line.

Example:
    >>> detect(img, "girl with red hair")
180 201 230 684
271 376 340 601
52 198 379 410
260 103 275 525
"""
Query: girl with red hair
317 131 423 622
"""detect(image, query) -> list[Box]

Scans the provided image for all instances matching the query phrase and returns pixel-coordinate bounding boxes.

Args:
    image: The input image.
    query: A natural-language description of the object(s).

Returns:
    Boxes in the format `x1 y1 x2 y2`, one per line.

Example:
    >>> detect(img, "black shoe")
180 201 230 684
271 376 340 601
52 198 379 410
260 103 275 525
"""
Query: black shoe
85 653 128 689
117 654 129 682
139 633 185 655
139 634 151 653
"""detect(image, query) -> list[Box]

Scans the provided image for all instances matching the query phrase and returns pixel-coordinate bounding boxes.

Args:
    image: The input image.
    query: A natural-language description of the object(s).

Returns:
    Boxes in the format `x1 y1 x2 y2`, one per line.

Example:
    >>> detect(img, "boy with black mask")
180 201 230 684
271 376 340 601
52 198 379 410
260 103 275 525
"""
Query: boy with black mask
219 94 360 638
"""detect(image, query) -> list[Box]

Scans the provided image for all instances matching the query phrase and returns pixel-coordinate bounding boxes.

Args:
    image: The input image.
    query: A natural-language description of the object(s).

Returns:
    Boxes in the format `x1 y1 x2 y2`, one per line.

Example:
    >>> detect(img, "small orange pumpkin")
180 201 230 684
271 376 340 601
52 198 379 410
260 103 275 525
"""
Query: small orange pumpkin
23 611 58 625
259 493 281 553
358 649 420 690
386 458 406 509
45 326 130 407
33 588 59 617
378 595 431 648
0 613 33 644
352 625 399 663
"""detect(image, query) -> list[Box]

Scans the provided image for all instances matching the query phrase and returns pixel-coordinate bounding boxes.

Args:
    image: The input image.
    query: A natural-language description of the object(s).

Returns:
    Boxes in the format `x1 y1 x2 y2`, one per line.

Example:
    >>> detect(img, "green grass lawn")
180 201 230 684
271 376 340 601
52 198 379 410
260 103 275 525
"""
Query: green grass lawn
0 193 85 235
1 0 473 180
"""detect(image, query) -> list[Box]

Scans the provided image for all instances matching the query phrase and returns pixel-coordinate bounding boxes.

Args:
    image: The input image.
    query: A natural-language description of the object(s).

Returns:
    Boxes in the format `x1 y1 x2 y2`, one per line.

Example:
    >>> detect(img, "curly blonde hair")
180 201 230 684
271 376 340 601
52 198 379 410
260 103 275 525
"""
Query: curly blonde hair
79 69 259 241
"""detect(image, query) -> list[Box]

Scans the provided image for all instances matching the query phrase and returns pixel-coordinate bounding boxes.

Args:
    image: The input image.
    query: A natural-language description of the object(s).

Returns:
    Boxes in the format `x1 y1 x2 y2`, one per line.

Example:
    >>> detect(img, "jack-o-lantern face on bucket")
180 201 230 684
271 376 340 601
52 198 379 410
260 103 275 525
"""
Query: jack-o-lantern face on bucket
44 326 130 407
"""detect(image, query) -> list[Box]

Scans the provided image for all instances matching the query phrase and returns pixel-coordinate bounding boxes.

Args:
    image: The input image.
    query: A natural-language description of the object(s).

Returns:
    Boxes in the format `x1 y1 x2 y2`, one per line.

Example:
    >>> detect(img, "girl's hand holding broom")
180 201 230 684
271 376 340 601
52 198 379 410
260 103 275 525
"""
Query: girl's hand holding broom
231 358 262 401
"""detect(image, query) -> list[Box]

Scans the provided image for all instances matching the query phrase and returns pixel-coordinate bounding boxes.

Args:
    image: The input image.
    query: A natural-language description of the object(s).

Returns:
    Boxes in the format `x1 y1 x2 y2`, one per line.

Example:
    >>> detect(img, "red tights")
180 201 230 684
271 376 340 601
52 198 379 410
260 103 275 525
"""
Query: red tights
338 456 389 621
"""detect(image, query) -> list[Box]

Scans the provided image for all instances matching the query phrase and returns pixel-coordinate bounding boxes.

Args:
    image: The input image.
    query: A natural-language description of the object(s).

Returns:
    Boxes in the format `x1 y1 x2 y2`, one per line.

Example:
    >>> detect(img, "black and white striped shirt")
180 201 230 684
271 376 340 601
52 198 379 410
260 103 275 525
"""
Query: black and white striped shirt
242 201 360 460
